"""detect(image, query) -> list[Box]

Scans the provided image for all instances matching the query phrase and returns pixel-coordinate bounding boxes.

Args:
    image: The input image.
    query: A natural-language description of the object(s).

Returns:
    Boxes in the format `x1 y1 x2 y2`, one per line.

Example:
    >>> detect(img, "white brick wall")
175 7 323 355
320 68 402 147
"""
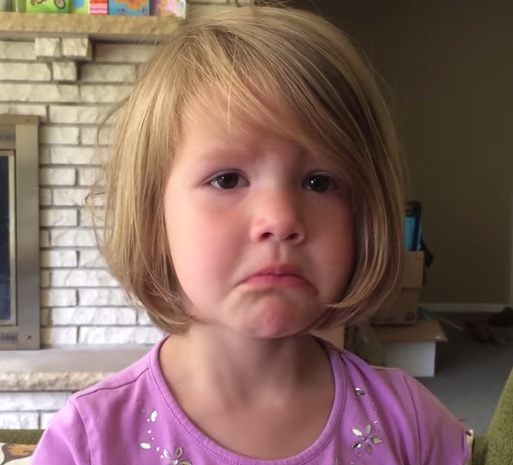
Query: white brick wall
0 1 236 430
0 392 69 411
0 392 70 429
0 41 35 59
81 64 137 82
78 288 128 306
50 105 106 124
40 126 81 145
0 413 40 429
49 147 97 164
0 63 51 81
41 289 78 307
0 36 165 352
40 209 78 227
53 62 78 82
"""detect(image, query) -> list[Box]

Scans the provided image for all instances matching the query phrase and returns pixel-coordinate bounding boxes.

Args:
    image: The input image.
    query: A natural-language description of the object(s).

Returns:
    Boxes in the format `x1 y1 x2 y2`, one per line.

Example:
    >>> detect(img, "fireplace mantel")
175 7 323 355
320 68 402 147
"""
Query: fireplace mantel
0 11 201 41
0 12 184 41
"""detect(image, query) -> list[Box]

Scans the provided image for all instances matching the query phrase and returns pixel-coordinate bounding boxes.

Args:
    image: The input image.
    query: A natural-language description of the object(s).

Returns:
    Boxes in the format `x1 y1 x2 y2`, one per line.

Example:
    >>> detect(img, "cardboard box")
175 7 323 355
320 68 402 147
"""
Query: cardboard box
373 289 420 325
372 252 424 325
373 320 447 377
312 326 345 350
398 251 425 288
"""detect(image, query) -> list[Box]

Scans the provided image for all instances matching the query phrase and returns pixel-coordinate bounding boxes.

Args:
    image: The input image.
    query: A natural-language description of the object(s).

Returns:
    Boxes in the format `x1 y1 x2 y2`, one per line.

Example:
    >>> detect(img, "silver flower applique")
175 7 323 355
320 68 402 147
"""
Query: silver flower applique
137 407 192 464
168 447 192 465
351 424 383 455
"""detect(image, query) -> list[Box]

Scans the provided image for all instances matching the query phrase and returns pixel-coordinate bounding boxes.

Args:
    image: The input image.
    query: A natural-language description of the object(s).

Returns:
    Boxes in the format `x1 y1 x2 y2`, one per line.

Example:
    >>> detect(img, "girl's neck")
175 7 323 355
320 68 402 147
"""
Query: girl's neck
159 325 331 406
159 326 335 459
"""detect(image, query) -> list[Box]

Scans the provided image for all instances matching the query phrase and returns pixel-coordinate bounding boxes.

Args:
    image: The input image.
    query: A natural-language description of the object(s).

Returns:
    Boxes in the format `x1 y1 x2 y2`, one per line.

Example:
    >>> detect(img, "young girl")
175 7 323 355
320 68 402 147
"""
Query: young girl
32 4 472 465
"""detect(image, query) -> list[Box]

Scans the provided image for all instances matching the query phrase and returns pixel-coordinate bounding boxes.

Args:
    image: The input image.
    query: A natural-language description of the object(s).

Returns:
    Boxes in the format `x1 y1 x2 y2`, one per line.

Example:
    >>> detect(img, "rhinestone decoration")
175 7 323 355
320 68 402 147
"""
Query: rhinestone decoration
169 447 193 465
351 424 383 455
349 384 386 460
137 406 193 463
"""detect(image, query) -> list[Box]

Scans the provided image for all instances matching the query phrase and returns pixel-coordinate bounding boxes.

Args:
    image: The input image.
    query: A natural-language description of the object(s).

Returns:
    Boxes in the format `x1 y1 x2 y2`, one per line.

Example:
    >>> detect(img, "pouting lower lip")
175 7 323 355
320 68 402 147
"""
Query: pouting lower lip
253 272 299 277
251 265 303 277
249 271 303 280
244 274 310 287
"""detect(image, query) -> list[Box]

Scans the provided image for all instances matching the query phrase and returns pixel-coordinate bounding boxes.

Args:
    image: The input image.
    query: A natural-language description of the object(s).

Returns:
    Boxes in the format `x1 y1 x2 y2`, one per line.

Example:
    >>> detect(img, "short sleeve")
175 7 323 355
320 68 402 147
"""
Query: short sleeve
403 374 470 465
30 400 91 465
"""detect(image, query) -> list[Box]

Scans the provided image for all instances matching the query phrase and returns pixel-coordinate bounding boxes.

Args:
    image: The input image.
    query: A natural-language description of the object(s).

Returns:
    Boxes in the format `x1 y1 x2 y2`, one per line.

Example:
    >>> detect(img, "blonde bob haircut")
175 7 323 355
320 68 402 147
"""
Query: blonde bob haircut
94 4 406 334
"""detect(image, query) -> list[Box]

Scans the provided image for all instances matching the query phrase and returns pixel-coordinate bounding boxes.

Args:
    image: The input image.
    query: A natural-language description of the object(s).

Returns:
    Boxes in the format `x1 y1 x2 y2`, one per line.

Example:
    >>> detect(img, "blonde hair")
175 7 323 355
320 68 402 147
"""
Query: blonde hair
93 5 405 334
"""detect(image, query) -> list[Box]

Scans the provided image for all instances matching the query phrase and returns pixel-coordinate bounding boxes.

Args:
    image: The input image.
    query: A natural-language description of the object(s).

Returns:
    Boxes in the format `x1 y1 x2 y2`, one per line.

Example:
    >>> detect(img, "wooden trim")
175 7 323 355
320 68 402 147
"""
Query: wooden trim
0 12 182 41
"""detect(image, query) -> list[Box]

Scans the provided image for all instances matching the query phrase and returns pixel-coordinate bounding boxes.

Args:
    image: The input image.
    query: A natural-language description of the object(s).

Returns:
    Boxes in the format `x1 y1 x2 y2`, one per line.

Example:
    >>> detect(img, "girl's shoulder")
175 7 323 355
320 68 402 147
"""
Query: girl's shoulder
70 342 156 404
31 338 182 465
334 346 448 417
327 345 471 465
336 347 418 391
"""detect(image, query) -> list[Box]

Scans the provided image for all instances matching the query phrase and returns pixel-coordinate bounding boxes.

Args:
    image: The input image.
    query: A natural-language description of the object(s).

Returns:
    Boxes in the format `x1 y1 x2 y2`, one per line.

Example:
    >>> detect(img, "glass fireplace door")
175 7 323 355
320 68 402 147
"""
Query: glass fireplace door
0 150 15 327
0 116 40 350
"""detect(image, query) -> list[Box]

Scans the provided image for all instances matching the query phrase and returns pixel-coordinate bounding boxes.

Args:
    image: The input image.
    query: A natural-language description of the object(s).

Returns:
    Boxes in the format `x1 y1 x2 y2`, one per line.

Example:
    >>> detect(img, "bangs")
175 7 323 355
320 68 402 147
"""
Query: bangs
169 10 365 185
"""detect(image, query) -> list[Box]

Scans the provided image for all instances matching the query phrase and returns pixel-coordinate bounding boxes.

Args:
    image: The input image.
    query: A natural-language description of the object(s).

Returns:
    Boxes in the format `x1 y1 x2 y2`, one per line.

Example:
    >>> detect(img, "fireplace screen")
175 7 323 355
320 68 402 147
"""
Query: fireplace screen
0 151 15 325
0 116 40 350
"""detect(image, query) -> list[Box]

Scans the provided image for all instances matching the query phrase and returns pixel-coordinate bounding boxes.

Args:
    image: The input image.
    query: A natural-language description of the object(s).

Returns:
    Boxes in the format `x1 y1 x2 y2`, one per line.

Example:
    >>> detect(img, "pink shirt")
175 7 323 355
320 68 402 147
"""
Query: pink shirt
31 337 470 465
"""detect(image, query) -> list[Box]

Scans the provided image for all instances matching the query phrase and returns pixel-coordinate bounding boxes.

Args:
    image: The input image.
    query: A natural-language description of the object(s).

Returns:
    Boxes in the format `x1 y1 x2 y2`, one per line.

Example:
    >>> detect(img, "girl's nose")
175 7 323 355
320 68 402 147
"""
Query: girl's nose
249 189 306 245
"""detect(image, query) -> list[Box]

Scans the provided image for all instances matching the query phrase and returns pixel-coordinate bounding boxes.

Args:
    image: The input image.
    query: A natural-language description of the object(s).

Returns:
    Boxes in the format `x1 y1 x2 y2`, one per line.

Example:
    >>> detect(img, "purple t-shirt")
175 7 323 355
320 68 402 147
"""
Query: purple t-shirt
31 337 470 465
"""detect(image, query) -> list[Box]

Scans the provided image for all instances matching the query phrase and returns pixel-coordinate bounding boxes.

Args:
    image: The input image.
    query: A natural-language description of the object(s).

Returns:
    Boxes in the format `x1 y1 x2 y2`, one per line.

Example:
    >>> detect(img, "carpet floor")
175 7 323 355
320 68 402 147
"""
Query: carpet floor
419 312 513 434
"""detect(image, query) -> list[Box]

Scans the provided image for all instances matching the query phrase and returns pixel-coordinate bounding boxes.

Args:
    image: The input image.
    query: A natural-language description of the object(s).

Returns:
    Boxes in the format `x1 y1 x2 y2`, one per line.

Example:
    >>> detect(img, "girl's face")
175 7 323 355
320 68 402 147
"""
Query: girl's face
164 101 355 339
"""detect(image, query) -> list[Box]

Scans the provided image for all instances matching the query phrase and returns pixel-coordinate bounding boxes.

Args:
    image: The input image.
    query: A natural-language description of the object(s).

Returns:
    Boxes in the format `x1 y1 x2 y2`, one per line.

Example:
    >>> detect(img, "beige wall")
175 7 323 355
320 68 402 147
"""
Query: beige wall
304 1 513 304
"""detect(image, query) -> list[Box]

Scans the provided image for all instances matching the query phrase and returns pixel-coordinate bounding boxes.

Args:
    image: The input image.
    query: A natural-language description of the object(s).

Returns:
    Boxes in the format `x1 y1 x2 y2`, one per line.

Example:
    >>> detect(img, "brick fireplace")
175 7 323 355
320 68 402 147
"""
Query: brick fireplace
0 1 241 429
0 35 167 348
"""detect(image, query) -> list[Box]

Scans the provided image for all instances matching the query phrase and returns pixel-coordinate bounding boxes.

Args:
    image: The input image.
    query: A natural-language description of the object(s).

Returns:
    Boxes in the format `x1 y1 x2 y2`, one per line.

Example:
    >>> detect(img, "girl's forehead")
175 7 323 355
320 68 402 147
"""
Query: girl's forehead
182 109 265 144
176 103 340 175
177 90 346 173
181 91 301 145
179 105 301 159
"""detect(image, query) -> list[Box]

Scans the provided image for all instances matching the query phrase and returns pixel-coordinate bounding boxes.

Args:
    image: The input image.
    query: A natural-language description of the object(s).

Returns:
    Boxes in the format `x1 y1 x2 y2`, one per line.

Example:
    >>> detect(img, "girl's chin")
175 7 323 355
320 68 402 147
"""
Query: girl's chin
241 306 318 340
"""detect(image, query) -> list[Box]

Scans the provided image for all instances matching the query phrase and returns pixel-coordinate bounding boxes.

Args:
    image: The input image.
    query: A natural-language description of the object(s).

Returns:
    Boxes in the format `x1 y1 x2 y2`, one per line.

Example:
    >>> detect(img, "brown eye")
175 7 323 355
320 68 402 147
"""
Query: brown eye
303 174 334 192
210 173 241 189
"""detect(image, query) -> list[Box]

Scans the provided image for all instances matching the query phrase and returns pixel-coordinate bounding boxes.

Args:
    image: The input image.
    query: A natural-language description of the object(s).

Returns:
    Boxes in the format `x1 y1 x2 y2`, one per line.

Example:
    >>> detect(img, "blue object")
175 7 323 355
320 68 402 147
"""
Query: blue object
405 201 422 251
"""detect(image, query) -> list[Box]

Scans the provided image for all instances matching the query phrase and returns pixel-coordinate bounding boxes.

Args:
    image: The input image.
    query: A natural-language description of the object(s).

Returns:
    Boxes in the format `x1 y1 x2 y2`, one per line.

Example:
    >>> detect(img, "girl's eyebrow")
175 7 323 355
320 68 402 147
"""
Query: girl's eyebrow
191 147 253 163
184 138 312 167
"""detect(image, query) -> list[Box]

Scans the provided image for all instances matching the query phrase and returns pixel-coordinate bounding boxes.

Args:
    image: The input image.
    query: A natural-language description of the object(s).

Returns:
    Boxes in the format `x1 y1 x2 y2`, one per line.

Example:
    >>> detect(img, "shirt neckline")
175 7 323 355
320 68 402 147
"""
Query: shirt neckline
149 336 347 465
